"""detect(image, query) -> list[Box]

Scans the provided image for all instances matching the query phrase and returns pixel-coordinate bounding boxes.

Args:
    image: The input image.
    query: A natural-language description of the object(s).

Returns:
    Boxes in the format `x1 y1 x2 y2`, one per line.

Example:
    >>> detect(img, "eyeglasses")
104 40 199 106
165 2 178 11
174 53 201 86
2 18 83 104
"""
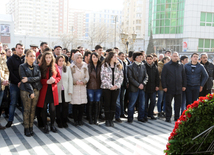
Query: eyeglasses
0 53 5 55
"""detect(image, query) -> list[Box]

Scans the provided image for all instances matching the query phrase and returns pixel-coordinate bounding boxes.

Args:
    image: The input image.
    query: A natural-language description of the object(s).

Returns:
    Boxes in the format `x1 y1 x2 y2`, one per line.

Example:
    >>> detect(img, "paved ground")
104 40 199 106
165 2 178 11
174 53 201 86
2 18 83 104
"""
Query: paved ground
0 108 175 155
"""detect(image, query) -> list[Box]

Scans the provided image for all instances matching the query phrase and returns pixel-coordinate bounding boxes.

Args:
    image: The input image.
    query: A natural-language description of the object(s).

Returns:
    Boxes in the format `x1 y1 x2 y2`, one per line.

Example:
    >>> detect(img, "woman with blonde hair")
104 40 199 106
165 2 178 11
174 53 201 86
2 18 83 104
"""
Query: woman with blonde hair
70 52 89 126
19 50 42 136
37 51 61 133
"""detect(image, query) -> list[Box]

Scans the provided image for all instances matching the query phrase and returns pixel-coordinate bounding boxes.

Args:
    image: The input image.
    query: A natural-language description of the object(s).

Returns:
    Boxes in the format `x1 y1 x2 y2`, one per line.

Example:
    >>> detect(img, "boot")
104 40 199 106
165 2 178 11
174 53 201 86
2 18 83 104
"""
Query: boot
6 121 12 128
88 102 93 124
24 128 31 137
50 124 57 133
62 118 68 128
110 111 115 127
29 127 34 136
94 102 99 125
43 125 49 134
0 123 5 130
105 111 111 127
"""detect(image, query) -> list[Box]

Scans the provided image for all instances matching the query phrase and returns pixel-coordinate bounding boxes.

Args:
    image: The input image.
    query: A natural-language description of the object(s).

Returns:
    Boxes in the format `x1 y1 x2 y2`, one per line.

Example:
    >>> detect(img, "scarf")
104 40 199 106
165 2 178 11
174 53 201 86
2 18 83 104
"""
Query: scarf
134 61 142 66
73 52 83 69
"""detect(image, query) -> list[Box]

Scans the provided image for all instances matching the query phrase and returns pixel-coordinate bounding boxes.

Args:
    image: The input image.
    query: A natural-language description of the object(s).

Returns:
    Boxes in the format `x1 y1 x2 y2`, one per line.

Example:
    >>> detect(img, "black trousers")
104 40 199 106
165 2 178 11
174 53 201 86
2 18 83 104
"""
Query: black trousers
102 89 120 112
56 91 69 125
199 89 211 97
42 102 55 126
165 93 182 120
73 104 84 122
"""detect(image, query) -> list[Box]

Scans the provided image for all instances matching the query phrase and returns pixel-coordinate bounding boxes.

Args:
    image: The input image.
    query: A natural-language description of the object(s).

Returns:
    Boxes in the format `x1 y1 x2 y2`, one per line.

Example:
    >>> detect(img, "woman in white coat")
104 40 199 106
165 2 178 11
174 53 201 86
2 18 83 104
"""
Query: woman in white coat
70 52 89 126
56 55 73 128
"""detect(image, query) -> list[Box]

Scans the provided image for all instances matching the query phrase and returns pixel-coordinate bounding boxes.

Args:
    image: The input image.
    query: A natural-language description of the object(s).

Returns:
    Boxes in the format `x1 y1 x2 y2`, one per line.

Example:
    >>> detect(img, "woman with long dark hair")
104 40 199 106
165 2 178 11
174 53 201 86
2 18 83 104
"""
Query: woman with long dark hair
70 52 89 126
19 50 42 136
87 52 102 124
56 55 73 128
101 51 123 127
37 51 61 133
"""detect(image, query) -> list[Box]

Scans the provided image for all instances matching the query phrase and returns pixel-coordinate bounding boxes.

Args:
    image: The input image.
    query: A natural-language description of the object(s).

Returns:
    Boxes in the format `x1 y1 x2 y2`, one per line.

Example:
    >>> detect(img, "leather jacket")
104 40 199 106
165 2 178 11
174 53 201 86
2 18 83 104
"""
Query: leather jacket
19 63 42 95
201 61 214 90
127 62 148 92
87 64 101 89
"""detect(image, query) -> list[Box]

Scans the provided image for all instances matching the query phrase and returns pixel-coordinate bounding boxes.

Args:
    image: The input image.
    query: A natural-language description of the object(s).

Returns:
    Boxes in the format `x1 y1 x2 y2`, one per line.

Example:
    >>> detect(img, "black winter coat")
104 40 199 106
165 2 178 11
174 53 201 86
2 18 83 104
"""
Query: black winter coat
19 63 42 95
7 54 25 85
200 61 214 90
118 59 128 87
127 62 148 92
161 60 186 95
145 63 159 93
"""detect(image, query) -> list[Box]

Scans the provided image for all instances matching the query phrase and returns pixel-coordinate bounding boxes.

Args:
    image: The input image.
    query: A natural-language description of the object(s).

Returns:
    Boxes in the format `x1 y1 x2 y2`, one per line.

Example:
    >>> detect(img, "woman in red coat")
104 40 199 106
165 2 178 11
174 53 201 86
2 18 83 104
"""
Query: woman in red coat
37 51 61 134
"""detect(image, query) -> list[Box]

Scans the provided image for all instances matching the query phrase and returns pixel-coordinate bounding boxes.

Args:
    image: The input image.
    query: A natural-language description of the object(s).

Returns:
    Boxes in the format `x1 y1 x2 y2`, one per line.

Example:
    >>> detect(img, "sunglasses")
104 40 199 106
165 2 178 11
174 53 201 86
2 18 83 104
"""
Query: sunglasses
0 53 5 55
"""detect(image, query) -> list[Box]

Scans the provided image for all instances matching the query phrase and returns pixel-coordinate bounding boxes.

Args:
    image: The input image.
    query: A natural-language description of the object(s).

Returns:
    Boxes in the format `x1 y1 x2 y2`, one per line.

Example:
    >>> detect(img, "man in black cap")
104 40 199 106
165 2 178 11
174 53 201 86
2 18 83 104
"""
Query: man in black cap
30 44 38 52
54 45 62 58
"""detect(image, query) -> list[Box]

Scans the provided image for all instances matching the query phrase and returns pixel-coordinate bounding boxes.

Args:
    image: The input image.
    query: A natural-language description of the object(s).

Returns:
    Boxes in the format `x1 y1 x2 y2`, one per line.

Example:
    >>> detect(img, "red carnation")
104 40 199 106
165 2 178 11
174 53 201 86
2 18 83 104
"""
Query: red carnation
187 104 192 109
166 143 171 149
168 136 173 141
187 112 192 118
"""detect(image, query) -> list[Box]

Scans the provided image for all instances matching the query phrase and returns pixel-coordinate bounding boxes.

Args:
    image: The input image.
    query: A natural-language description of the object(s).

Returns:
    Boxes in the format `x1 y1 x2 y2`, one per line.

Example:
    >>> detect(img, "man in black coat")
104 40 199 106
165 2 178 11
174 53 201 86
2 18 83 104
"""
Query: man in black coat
6 43 25 127
127 52 148 123
145 54 159 120
161 52 186 122
199 53 214 96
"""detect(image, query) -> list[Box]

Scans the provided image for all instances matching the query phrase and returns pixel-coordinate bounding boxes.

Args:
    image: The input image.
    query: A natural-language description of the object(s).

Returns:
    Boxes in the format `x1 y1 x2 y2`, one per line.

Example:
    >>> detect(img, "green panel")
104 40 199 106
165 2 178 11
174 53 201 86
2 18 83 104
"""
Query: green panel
171 19 176 26
206 13 212 22
165 27 170 34
204 49 210 52
161 0 166 3
157 5 161 11
165 19 170 26
177 26 180 33
206 23 212 26
200 12 206 22
165 11 171 18
205 39 210 48
156 27 160 34
200 22 205 26
211 40 214 48
156 20 160 26
161 4 165 11
170 27 176 33
166 0 171 3
157 0 161 4
171 12 177 18
198 39 204 48
160 27 165 34
160 19 165 26
166 4 171 10
160 12 165 19
198 49 203 52
180 26 183 33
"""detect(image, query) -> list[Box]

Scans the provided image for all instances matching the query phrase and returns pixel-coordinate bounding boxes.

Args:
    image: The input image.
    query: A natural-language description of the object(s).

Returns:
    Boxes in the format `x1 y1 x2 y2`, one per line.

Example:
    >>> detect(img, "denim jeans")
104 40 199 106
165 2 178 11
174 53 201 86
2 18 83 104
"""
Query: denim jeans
115 88 121 119
120 86 126 115
128 89 145 120
145 92 156 117
87 89 102 102
157 90 166 113
9 83 22 122
68 104 72 114
0 90 4 107
186 86 200 106
180 91 186 115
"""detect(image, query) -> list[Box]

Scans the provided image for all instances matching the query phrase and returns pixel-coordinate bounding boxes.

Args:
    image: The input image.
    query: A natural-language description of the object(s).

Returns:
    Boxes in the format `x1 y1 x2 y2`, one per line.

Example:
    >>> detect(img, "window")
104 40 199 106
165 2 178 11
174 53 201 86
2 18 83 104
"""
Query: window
200 12 214 27
198 39 214 52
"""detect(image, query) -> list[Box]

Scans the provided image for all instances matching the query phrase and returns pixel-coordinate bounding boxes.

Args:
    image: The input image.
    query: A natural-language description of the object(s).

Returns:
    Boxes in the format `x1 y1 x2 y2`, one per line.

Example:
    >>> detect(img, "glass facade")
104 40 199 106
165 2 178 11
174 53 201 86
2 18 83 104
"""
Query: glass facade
198 39 214 52
200 12 214 27
148 0 185 35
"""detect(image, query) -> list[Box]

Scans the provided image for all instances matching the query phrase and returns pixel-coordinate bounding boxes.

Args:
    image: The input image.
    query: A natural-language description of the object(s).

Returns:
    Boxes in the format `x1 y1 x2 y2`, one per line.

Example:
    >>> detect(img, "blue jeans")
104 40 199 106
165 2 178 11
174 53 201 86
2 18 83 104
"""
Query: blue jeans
186 86 200 106
181 91 186 115
0 90 4 107
120 86 126 115
128 89 145 120
115 88 121 119
87 89 102 102
9 84 22 122
68 104 72 114
157 90 166 113
145 92 156 117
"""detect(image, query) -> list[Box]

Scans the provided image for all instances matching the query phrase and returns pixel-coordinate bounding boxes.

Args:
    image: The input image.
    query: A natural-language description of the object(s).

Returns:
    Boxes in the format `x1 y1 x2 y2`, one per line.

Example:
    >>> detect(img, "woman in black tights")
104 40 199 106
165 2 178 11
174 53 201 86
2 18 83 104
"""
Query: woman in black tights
37 51 61 134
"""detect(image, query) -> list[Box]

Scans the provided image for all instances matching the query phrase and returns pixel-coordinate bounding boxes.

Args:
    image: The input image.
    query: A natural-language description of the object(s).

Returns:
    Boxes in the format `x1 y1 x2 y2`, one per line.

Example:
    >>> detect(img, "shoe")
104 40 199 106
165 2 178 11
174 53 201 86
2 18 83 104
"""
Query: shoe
120 114 127 118
144 117 148 122
127 119 133 123
78 121 83 126
110 120 114 127
24 128 31 137
115 118 122 123
62 123 68 128
138 118 146 123
6 121 12 128
50 125 57 133
68 114 73 119
149 116 157 120
165 119 171 123
0 123 6 130
158 113 163 118
105 120 110 127
29 127 34 136
74 121 78 126
43 125 49 134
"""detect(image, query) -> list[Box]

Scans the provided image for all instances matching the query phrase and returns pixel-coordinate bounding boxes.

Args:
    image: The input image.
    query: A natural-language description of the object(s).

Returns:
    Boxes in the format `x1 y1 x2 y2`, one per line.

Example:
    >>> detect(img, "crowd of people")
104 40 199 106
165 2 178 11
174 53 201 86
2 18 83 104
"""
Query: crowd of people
0 41 213 138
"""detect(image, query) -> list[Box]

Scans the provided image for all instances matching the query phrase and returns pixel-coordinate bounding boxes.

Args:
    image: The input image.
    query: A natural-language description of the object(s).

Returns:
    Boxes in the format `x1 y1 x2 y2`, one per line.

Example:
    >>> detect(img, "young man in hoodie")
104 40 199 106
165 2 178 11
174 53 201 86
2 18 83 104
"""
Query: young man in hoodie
145 55 159 120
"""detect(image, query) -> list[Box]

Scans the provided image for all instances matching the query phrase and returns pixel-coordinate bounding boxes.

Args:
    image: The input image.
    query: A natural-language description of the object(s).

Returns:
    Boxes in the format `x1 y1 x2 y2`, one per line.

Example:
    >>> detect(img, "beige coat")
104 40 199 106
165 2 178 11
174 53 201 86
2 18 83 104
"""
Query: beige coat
57 66 73 103
0 57 9 90
70 62 89 105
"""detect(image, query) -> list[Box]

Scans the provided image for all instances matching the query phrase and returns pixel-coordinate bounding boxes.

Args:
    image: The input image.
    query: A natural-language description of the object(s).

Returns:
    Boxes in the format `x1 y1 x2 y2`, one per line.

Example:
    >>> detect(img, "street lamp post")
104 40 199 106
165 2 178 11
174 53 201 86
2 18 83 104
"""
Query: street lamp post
120 32 137 53
114 16 117 47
